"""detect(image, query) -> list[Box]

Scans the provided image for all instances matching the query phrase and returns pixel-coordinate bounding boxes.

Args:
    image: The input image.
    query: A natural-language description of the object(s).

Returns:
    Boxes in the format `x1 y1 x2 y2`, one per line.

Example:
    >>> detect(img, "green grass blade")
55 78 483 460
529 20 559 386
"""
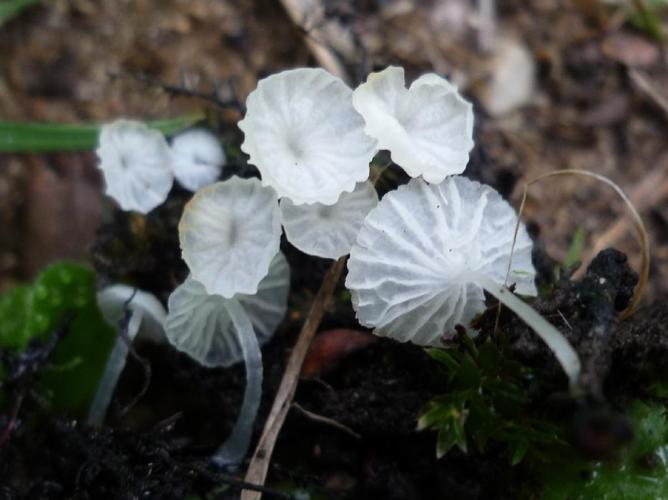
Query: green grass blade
0 113 204 153
563 227 587 269
0 0 41 24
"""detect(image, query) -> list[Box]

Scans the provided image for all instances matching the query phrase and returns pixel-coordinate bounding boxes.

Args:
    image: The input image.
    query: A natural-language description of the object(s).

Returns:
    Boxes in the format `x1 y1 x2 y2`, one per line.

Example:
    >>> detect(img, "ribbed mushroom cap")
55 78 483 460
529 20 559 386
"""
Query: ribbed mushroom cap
345 176 536 347
239 68 377 205
352 67 474 184
179 176 281 298
171 128 226 192
96 120 174 213
164 251 290 367
280 181 378 259
96 284 167 343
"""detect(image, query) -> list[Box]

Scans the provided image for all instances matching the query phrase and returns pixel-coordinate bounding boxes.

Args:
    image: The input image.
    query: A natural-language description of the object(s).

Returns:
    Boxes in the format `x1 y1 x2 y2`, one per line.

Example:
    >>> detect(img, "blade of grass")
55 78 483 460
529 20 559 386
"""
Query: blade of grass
0 0 40 24
0 114 204 153
563 227 587 270
506 169 650 321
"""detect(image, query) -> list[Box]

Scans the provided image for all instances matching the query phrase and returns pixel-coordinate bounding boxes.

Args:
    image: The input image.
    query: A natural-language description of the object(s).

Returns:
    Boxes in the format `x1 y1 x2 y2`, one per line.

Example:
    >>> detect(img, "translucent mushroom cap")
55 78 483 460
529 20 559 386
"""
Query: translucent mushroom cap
96 284 167 343
164 251 290 367
171 128 226 192
88 284 167 425
346 176 536 347
96 120 174 213
280 181 379 259
179 176 281 298
352 66 474 184
239 68 378 205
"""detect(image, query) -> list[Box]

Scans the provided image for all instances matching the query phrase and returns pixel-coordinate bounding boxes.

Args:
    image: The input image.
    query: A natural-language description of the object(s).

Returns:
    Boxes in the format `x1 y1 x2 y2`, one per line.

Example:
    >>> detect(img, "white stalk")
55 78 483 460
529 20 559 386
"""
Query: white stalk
473 272 582 395
212 298 263 467
87 311 144 426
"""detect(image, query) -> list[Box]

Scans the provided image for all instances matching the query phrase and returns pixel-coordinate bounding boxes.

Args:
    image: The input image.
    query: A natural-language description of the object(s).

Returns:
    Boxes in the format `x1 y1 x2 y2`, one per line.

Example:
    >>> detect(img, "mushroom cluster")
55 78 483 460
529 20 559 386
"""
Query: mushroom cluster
90 64 582 471
96 122 226 213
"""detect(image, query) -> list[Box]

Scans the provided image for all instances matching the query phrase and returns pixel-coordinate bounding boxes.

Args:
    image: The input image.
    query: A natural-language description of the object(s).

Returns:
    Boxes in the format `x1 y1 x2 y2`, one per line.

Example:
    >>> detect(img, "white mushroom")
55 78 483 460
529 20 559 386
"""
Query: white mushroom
179 176 281 298
164 252 290 466
170 128 226 192
96 120 174 213
346 176 581 391
352 66 474 184
87 285 166 426
280 181 379 259
238 68 378 205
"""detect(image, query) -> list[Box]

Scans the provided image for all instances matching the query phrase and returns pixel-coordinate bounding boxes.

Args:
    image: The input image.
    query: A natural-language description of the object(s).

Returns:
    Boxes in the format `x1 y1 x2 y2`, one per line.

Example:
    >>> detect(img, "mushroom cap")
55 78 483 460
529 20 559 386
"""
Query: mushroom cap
171 128 226 192
280 181 379 259
96 120 174 213
352 66 474 184
164 251 290 367
345 176 536 347
179 176 281 298
239 68 378 205
96 284 167 343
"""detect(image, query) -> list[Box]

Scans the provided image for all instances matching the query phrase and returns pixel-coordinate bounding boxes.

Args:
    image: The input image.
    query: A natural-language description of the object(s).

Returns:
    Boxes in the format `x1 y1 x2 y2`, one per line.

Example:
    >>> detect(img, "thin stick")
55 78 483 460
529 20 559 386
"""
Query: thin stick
292 402 361 440
506 169 650 321
278 0 347 81
576 166 668 279
242 257 347 499
629 68 668 118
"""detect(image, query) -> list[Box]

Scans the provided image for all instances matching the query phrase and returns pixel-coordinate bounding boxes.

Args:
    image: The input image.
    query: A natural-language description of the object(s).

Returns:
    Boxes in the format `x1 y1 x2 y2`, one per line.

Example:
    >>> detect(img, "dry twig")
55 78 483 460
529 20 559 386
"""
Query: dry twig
242 257 347 499
292 402 361 440
278 0 347 81
508 169 650 321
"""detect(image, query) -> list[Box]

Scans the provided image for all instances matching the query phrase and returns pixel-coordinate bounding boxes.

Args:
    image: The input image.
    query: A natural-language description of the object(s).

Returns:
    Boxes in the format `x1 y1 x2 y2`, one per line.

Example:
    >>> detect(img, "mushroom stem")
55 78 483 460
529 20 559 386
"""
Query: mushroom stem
472 272 582 395
212 299 263 467
87 311 144 426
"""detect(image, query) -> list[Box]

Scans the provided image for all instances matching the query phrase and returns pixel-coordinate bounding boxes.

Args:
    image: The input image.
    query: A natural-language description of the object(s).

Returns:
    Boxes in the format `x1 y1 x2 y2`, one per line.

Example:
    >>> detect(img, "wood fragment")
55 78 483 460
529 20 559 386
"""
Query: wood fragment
575 162 668 279
241 257 347 499
292 402 361 440
629 69 668 118
278 0 347 81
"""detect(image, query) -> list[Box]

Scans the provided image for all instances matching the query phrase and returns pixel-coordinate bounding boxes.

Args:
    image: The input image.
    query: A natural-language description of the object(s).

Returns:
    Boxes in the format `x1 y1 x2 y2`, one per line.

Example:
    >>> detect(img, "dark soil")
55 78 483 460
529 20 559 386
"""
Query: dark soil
2 181 667 499
2 1 668 499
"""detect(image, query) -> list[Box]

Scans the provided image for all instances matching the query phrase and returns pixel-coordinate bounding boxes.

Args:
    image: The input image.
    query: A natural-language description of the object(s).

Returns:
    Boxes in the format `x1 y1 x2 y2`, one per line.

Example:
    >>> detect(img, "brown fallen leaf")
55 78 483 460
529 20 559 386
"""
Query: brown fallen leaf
301 328 376 378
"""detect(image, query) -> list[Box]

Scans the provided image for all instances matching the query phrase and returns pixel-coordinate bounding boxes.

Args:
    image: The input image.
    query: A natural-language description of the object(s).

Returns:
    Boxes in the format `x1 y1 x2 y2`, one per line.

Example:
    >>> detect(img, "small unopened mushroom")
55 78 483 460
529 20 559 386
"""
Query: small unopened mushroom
352 67 474 184
280 181 378 259
88 284 166 426
179 176 281 298
96 120 174 213
238 68 378 205
170 128 226 192
346 176 581 391
164 252 290 466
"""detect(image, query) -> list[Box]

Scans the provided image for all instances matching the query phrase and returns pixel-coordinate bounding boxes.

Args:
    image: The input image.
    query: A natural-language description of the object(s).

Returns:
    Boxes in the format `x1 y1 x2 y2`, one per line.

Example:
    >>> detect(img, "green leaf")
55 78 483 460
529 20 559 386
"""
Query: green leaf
629 401 668 458
0 0 40 24
541 401 668 499
0 285 32 349
510 440 530 466
0 114 203 153
42 293 115 413
0 262 115 414
426 347 460 373
563 227 587 269
628 0 667 40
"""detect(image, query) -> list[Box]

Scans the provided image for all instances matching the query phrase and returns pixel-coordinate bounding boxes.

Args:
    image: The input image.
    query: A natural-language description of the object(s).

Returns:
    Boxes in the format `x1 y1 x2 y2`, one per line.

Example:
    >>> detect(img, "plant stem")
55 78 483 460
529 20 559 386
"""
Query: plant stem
241 257 347 499
212 299 263 467
474 272 582 395
87 310 143 425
